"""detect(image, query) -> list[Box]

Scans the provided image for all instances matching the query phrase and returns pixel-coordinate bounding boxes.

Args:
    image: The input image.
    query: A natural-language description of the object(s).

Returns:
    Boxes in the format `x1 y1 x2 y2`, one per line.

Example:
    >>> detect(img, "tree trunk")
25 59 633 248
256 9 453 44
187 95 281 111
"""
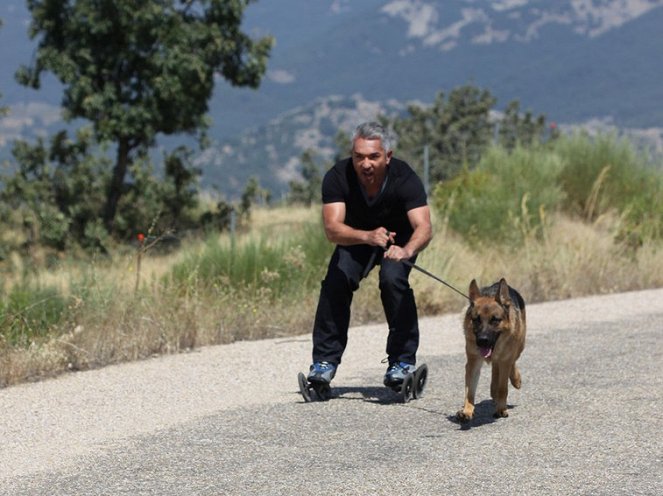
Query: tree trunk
103 138 130 231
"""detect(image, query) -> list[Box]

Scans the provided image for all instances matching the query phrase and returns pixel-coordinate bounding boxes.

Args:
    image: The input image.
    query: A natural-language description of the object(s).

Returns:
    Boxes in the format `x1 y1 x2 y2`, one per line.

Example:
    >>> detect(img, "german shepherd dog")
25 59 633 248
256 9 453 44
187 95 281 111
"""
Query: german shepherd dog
456 278 526 422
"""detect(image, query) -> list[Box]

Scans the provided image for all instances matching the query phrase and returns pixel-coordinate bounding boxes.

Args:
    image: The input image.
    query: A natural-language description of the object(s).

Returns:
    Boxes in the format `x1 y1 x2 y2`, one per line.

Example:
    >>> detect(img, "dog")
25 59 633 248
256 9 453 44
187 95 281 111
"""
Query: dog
456 278 526 422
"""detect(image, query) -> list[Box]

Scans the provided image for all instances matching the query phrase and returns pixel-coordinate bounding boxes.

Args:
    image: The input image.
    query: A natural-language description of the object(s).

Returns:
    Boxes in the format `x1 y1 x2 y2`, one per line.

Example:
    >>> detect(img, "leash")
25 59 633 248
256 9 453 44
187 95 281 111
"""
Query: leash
402 259 471 301
362 246 470 301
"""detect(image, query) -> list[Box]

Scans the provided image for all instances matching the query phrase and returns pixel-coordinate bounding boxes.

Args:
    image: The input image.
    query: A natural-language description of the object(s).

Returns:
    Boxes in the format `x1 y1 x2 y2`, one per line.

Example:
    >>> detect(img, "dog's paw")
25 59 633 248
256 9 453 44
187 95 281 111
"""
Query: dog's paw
456 409 473 423
493 409 509 418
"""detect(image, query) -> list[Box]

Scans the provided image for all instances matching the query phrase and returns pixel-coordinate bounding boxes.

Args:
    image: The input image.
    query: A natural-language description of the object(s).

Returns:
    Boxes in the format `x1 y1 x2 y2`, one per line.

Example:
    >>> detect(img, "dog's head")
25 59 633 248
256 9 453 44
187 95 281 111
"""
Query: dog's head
464 278 514 359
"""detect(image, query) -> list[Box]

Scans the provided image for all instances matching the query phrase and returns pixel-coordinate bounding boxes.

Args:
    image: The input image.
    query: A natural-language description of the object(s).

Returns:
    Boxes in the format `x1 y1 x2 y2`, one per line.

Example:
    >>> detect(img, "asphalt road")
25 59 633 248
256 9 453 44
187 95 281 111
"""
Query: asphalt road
1 289 662 495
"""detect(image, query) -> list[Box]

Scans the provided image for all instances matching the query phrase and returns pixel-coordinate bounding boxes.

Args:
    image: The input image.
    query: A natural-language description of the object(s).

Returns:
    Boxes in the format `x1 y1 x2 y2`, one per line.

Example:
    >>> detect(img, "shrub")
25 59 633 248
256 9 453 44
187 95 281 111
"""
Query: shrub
432 145 565 244
554 133 663 241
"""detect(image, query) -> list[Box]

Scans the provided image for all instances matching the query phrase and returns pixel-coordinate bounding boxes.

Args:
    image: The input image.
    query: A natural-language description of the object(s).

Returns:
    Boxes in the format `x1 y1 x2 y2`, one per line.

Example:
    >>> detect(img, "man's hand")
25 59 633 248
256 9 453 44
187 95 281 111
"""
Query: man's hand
384 206 433 261
383 243 412 261
368 227 395 249
322 203 431 260
369 227 413 261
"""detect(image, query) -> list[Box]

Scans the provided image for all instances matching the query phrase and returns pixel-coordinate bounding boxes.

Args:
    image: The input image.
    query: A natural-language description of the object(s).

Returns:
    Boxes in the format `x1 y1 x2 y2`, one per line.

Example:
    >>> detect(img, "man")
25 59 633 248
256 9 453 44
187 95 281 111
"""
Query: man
307 121 433 388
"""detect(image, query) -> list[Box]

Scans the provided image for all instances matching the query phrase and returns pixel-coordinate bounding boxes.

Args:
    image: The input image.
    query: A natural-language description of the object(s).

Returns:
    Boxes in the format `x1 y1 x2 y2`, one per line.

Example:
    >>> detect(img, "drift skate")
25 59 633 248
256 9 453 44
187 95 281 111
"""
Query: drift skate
298 361 336 402
384 363 428 403
297 372 333 402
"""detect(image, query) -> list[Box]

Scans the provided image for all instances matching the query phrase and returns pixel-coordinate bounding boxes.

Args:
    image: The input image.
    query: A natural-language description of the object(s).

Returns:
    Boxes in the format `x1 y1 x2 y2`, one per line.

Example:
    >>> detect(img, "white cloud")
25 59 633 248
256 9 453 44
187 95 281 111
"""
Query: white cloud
381 0 663 49
267 69 296 84
570 0 663 37
381 0 438 38
491 0 530 12
424 8 489 49
3 102 63 128
276 156 301 183
472 25 510 45
0 102 64 145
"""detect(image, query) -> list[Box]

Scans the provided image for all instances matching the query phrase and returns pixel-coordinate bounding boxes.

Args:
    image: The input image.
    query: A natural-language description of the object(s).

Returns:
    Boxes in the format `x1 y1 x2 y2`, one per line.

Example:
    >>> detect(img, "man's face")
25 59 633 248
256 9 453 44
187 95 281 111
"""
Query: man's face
351 137 392 192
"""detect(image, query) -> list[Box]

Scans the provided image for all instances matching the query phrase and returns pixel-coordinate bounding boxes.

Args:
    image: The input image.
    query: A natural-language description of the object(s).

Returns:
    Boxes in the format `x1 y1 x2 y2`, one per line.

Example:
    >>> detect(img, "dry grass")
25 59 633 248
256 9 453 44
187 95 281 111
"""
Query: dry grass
1 205 662 387
251 204 319 230
411 212 663 309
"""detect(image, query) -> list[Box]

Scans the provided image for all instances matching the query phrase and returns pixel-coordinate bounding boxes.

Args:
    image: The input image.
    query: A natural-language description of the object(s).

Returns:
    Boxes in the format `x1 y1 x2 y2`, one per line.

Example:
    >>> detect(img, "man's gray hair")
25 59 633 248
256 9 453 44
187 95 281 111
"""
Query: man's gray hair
351 121 393 152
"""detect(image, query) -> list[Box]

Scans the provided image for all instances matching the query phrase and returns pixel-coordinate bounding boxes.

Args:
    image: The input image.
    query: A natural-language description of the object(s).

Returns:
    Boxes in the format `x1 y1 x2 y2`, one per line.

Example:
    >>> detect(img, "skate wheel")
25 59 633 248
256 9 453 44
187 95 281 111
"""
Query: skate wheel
297 372 313 403
399 374 414 403
413 364 428 399
314 383 332 401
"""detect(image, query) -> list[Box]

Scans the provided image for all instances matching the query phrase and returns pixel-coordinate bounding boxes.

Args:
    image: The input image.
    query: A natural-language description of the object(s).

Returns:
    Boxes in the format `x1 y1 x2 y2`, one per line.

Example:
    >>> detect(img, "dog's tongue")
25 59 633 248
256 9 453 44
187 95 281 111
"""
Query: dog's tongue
480 347 492 358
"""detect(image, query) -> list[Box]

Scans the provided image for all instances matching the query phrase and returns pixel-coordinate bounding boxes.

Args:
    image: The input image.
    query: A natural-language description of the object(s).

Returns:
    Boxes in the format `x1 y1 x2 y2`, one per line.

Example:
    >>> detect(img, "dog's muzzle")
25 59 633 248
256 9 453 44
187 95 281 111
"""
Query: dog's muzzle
476 333 498 358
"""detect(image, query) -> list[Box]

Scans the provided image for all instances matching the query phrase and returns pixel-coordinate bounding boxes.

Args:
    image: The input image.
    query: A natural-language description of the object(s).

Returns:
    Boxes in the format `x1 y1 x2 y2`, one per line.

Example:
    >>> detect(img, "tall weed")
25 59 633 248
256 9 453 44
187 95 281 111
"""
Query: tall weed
168 221 331 300
0 284 67 347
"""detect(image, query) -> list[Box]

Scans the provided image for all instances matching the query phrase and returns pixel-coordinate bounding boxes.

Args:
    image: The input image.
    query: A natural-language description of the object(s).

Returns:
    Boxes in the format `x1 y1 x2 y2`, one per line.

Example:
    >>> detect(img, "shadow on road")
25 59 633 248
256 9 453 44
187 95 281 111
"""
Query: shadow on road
446 400 516 430
329 385 404 404
293 387 517 431
295 385 417 404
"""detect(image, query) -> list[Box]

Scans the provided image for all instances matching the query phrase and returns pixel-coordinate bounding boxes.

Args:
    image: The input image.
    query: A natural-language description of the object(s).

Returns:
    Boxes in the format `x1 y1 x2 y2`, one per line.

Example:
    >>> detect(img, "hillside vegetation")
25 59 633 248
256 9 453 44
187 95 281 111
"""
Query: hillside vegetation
1 133 662 387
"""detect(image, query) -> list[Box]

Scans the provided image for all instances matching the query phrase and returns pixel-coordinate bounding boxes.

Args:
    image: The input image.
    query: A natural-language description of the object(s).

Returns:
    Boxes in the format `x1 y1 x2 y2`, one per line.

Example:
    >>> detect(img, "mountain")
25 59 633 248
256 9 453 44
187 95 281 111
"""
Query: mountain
1 0 662 198
193 94 410 196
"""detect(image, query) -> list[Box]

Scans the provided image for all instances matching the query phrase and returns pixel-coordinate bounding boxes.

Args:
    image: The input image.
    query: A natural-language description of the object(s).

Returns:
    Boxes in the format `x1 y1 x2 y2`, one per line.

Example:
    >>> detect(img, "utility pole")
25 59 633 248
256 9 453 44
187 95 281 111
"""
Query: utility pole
423 145 430 196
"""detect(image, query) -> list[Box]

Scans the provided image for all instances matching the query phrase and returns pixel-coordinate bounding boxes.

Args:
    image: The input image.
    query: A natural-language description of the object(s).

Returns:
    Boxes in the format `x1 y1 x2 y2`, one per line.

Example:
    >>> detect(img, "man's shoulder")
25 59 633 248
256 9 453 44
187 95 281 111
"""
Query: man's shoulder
323 157 351 181
322 157 352 202
322 157 349 178
389 157 418 178
388 156 412 171
388 157 427 205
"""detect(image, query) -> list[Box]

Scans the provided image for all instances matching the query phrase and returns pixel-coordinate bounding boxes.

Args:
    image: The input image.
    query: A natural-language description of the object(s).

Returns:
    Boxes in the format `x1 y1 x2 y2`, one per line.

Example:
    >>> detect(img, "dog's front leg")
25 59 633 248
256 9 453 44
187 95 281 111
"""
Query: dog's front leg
491 363 499 400
457 355 482 423
492 362 511 418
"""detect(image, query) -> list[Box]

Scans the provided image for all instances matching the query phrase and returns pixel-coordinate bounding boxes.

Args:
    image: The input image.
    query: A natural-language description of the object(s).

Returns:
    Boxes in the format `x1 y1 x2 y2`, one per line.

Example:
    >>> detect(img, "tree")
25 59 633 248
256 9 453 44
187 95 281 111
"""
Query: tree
1 128 111 251
17 0 273 232
0 19 7 117
288 149 322 206
498 100 547 150
288 131 351 206
385 85 496 182
239 176 270 221
161 146 202 230
1 131 210 253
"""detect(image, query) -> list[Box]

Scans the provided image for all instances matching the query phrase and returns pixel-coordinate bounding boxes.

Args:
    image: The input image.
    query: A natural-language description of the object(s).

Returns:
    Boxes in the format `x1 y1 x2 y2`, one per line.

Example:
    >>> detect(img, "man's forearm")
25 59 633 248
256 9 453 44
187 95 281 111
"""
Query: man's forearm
324 222 370 246
402 225 432 258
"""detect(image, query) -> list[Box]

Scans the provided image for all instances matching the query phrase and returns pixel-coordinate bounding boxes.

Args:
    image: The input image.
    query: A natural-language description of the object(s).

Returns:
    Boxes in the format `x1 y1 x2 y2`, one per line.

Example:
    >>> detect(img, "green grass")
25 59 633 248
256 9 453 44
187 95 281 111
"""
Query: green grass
167 221 332 299
0 284 67 347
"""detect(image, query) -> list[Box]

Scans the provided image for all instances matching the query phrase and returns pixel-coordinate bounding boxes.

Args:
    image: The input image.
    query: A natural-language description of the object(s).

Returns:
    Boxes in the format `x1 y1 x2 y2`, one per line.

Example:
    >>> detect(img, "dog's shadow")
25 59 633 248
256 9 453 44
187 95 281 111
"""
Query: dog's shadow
447 400 517 430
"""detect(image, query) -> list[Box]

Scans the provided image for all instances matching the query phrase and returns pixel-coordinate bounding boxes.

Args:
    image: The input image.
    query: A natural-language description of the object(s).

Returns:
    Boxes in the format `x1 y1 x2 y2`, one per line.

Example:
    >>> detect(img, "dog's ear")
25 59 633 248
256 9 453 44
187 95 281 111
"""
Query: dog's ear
468 279 480 301
496 278 511 307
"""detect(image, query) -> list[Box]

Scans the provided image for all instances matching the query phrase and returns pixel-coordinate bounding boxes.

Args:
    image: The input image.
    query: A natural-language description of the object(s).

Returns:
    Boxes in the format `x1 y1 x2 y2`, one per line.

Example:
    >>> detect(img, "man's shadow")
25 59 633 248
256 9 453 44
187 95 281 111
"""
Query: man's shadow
330 385 406 404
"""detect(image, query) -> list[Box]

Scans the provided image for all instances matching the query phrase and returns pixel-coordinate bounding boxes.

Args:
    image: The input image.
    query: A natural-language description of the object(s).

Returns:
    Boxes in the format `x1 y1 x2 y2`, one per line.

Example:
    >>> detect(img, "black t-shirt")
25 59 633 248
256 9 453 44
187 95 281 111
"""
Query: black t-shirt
321 157 427 245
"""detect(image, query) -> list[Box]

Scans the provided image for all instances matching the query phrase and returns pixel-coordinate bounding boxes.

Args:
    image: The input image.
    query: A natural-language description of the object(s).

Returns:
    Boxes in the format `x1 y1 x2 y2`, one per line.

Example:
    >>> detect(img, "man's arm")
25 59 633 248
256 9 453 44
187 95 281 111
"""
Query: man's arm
322 202 394 248
384 205 432 261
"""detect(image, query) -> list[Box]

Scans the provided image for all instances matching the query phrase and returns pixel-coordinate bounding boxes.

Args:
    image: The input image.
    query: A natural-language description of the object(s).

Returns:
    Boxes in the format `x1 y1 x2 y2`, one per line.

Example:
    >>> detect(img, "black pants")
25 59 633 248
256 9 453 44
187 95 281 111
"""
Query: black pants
311 244 420 366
